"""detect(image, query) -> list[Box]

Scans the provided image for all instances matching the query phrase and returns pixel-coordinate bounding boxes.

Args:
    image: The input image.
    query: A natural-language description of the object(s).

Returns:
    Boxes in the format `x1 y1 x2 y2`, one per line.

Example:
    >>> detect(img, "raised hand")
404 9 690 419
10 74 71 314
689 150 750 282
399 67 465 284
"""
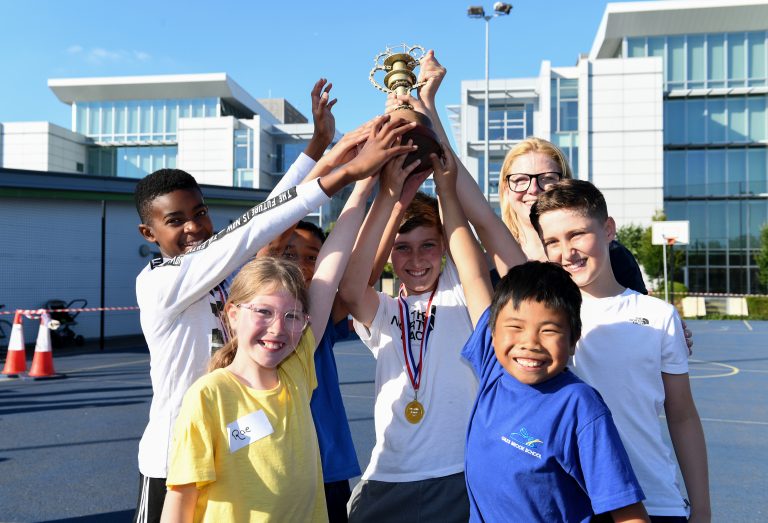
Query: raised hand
311 78 336 143
417 50 446 111
430 144 458 193
380 140 422 199
319 118 375 170
343 115 418 181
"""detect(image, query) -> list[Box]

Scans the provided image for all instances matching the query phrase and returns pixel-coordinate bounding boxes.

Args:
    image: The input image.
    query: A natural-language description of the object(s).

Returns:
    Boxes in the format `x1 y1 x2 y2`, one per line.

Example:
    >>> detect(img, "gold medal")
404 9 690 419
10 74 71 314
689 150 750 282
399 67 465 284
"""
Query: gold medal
405 400 425 424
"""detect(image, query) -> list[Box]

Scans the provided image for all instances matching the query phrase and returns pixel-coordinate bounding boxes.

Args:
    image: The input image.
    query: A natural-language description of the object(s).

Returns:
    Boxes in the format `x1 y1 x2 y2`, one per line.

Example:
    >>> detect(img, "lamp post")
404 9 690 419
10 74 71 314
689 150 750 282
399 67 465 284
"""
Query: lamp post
468 2 513 202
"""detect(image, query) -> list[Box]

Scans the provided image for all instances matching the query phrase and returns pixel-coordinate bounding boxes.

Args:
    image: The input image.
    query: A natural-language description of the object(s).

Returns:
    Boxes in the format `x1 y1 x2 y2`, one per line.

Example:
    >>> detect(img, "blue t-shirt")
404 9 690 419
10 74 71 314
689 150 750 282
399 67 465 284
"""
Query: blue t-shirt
461 308 644 522
310 317 361 483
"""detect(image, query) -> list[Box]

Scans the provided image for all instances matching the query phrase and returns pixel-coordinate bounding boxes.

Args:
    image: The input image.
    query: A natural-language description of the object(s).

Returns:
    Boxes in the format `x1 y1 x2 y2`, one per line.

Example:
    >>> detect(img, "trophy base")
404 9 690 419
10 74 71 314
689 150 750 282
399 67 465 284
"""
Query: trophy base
389 109 443 173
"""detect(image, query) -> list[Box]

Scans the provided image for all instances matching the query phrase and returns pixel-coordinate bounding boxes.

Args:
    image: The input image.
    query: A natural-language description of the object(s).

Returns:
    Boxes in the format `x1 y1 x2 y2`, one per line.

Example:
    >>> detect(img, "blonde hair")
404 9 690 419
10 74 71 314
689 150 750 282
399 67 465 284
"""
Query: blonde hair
208 257 308 371
498 137 572 241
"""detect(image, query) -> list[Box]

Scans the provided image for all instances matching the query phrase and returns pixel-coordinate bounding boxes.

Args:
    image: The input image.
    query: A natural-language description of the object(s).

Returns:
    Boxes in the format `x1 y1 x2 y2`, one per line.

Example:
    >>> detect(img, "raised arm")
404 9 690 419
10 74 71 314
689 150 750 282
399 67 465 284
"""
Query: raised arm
339 148 422 327
662 373 711 522
309 176 377 345
160 484 198 523
431 149 492 327
415 50 526 275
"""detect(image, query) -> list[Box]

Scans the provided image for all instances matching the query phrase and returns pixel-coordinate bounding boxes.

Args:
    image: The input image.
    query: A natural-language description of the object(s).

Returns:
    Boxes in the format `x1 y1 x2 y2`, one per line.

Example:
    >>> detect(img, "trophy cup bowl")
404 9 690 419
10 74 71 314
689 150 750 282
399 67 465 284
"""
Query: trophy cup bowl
370 45 443 171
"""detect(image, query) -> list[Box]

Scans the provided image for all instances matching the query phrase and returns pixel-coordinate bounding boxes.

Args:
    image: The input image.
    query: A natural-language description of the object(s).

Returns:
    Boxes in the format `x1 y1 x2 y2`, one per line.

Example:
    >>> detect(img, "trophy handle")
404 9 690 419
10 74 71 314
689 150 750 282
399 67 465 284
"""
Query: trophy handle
369 46 430 94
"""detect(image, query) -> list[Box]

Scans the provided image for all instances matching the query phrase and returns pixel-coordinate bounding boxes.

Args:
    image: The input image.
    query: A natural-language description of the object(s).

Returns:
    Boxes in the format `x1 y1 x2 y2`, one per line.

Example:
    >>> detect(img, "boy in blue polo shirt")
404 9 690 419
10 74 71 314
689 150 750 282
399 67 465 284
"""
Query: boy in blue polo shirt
429 150 648 523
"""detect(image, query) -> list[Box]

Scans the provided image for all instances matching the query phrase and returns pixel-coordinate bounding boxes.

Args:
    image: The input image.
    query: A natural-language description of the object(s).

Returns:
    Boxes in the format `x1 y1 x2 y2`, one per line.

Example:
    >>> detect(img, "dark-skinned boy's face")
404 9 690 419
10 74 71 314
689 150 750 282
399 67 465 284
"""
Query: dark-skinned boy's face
138 188 214 258
283 228 323 286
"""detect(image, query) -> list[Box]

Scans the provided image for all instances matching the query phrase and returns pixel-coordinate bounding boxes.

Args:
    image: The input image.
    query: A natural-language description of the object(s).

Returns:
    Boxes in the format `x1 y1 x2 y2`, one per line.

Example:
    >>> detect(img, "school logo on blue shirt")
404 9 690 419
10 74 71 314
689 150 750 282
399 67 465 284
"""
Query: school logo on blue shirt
629 317 650 325
511 427 543 449
501 427 543 459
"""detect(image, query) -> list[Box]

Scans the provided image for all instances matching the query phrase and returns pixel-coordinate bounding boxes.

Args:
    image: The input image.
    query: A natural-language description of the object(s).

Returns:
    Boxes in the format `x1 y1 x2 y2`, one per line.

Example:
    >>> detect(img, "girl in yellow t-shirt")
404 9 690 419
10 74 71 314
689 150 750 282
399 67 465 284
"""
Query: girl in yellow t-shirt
159 118 423 522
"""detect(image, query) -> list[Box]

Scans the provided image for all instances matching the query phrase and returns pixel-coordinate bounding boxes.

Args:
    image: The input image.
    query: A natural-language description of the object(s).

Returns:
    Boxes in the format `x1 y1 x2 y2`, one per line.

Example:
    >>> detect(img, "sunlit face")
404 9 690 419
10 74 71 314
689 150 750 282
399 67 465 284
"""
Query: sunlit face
283 228 322 286
537 209 615 295
226 289 305 372
390 225 445 296
504 152 563 228
138 189 214 258
492 299 573 385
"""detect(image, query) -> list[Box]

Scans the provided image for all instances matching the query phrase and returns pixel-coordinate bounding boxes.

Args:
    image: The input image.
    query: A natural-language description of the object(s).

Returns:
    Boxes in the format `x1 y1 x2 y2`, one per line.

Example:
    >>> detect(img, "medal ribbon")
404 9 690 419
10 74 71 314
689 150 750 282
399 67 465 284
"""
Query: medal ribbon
397 282 437 393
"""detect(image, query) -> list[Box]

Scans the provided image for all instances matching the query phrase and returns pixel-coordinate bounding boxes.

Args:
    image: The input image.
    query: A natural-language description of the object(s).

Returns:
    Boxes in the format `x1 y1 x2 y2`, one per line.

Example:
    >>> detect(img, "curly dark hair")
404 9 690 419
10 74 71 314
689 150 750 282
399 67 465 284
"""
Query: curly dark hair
134 168 202 224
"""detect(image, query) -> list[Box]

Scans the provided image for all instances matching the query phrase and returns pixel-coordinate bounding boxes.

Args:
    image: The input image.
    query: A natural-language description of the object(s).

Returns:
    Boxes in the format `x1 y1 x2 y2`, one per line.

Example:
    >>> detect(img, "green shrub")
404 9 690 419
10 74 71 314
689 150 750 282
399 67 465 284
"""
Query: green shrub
746 296 768 320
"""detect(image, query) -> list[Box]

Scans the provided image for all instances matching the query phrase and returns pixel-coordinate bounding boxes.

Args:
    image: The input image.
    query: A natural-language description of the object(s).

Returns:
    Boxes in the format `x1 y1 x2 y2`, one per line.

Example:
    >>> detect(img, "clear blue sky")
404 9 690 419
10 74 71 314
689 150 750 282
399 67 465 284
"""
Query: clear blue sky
0 0 636 135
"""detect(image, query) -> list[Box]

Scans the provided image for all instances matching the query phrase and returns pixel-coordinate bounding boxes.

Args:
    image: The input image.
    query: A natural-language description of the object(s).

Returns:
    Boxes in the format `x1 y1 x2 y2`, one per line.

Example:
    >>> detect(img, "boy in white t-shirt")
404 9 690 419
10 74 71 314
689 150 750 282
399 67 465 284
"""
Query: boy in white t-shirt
338 151 478 523
530 179 711 522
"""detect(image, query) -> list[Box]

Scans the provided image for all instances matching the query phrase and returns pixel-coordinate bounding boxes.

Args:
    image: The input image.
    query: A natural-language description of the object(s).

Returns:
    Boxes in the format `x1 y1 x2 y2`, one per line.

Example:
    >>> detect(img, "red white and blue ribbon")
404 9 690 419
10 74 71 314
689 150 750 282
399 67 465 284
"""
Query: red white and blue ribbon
397 282 437 394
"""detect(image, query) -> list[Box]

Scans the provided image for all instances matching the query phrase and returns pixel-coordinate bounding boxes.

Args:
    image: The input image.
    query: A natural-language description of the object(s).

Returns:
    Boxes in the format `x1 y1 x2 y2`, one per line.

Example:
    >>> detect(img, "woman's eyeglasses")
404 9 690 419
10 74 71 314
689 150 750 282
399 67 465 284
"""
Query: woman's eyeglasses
505 172 562 193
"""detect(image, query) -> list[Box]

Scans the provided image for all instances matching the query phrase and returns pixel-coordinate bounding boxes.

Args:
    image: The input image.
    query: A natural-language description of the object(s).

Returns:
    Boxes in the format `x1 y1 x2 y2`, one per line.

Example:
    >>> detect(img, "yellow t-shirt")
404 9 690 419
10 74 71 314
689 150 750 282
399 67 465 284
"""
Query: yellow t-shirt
167 330 327 523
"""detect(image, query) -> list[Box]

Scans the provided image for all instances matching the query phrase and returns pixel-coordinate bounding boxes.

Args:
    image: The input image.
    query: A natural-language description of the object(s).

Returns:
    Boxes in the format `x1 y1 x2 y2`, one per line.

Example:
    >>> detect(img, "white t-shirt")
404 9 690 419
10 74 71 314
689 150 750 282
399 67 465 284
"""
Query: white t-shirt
570 288 690 517
353 258 478 482
136 154 325 479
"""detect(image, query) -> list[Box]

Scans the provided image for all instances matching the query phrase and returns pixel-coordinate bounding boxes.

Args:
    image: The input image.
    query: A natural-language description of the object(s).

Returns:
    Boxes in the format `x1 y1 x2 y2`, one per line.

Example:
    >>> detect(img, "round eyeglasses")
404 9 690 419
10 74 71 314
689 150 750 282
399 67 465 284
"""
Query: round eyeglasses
505 172 563 193
235 304 310 333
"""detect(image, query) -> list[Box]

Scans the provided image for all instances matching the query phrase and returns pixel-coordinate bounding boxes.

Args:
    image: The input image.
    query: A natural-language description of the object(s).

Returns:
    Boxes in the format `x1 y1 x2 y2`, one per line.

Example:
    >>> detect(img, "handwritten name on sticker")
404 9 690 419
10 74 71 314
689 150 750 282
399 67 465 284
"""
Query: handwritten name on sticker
227 410 274 453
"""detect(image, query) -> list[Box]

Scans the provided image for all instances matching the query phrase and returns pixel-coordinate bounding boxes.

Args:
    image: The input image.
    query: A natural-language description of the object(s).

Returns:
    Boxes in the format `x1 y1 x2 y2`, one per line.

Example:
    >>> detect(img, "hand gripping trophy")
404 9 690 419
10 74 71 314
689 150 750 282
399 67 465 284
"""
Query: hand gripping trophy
369 44 443 169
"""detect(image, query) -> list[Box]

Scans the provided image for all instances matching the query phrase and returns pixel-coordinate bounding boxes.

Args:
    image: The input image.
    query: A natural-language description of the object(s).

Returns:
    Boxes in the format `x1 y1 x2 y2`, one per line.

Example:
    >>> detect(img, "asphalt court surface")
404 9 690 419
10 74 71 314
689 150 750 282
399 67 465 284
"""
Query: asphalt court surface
0 320 765 522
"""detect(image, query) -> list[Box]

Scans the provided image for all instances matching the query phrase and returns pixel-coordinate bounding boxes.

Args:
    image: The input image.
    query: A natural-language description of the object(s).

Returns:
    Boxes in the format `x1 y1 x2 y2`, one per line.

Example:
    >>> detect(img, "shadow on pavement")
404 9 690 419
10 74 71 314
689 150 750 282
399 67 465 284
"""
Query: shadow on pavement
44 509 133 522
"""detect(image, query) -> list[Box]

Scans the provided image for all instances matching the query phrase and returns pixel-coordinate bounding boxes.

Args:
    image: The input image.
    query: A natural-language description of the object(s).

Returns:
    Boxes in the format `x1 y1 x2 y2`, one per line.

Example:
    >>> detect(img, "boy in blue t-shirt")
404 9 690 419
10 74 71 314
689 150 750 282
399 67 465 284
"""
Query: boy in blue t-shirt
429 150 649 523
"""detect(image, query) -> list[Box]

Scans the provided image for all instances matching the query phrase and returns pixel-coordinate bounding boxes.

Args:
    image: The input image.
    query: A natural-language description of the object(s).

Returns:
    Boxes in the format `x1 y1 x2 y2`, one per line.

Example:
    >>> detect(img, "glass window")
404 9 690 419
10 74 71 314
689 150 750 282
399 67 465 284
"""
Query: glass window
76 104 87 134
688 202 707 244
192 100 204 118
101 103 113 138
139 101 152 136
686 99 706 143
179 101 190 119
687 150 706 195
628 37 646 57
728 32 746 86
707 98 726 143
89 105 100 136
665 100 686 144
727 149 746 195
748 32 766 85
748 96 766 141
728 200 746 249
166 101 178 136
748 200 767 244
560 100 578 131
666 201 686 220
747 148 767 194
665 151 686 197
525 105 534 137
115 102 126 137
647 37 664 57
667 36 685 87
559 79 578 98
153 102 165 139
128 101 139 136
687 35 705 87
727 97 747 141
708 34 725 87
707 149 726 195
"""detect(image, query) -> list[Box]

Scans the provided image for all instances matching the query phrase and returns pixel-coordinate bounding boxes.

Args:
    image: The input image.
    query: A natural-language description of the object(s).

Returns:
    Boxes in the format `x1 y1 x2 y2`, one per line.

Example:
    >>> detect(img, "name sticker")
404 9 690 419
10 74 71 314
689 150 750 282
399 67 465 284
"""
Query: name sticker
227 410 274 453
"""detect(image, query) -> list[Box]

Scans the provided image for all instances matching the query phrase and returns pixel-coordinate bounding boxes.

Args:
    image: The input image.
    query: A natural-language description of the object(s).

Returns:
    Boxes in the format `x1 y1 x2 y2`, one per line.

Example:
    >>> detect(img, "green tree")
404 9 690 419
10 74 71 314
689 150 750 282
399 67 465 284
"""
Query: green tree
616 223 644 259
757 224 768 292
629 211 685 289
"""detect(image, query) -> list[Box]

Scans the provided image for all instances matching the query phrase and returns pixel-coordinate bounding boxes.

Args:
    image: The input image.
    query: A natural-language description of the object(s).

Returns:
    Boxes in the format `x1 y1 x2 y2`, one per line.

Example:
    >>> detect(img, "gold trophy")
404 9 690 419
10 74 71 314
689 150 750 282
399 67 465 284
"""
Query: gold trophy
369 44 443 169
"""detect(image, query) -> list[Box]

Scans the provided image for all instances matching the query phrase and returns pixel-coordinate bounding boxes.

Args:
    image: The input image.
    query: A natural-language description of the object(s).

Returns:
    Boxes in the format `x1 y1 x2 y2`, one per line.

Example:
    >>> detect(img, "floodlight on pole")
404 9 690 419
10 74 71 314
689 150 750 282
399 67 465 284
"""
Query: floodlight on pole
467 3 513 203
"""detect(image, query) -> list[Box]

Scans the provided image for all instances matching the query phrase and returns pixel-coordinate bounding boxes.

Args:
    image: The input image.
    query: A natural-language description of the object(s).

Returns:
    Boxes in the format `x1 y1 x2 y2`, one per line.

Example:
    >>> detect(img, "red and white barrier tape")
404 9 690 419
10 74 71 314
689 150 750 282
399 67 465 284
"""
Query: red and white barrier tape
0 306 139 316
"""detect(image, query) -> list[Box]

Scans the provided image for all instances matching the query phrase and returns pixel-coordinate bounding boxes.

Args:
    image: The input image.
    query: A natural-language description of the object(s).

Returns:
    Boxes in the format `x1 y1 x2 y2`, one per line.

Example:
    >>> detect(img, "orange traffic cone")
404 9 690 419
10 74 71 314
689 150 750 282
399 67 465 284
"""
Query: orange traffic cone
2 311 27 377
28 311 65 379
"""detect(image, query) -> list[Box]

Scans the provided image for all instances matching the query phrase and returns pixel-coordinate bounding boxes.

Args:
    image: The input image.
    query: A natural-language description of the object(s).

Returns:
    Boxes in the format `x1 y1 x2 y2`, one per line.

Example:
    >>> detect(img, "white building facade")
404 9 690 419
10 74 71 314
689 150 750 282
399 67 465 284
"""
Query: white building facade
1 73 340 225
451 0 768 294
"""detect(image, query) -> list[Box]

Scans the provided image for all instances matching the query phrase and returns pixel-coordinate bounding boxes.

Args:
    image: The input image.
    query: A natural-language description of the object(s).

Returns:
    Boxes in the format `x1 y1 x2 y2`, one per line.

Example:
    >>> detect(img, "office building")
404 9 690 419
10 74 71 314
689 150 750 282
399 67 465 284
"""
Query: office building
450 0 768 293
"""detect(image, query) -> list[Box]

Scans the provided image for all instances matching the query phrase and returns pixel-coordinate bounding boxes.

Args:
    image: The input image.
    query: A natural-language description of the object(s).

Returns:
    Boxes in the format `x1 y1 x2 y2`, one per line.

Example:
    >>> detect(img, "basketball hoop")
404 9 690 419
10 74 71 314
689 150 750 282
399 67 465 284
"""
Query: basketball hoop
666 237 677 246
